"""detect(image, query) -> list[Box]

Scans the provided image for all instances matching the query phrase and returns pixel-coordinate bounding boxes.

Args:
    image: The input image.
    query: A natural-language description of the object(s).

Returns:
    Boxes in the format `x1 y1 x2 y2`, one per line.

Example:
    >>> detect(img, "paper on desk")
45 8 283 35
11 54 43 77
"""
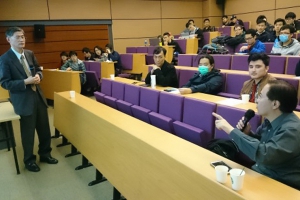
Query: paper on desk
169 89 180 94
217 98 243 106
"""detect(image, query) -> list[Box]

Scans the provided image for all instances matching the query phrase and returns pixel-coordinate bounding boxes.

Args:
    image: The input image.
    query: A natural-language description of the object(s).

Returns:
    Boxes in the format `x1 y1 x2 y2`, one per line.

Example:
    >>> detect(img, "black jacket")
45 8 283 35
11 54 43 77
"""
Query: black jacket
226 33 246 47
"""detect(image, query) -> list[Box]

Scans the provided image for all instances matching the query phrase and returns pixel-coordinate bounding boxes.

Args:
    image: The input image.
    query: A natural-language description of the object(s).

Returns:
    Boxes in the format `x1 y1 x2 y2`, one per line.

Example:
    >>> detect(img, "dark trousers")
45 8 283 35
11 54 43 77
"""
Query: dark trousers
20 92 52 164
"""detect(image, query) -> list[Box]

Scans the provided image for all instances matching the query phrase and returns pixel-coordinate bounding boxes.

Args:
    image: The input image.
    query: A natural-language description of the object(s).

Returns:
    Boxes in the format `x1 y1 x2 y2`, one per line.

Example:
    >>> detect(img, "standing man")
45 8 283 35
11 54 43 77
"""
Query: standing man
145 46 178 88
0 27 58 172
213 80 300 190
239 29 266 53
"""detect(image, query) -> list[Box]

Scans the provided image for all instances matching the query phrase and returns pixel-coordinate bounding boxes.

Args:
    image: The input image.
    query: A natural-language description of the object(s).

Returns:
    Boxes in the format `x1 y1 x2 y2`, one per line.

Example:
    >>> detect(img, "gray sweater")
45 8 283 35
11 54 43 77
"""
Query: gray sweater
271 38 300 55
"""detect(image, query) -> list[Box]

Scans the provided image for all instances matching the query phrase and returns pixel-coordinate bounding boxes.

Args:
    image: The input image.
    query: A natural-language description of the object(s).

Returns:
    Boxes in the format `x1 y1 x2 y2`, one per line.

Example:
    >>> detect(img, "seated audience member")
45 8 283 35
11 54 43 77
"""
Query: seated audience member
188 23 204 48
240 29 266 53
226 25 246 47
285 12 300 31
93 46 105 62
229 15 244 27
82 47 95 61
271 25 300 55
163 32 182 60
240 53 275 103
105 44 122 75
256 19 274 42
295 59 300 76
213 79 300 190
256 15 274 33
61 51 86 85
272 18 286 51
179 54 223 95
222 15 230 27
203 19 214 32
145 46 178 88
180 19 196 36
60 51 68 66
157 35 164 45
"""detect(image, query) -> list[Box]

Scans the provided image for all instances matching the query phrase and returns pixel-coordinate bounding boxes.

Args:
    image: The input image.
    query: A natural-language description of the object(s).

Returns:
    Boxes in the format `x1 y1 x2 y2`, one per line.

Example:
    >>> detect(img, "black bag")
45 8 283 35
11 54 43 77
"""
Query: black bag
198 43 229 55
211 35 232 45
207 139 239 161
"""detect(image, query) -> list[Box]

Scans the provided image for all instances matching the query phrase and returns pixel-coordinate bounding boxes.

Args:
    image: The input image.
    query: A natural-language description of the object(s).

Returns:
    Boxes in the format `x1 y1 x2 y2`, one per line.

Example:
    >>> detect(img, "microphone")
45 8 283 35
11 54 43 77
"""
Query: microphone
29 65 36 76
241 109 255 132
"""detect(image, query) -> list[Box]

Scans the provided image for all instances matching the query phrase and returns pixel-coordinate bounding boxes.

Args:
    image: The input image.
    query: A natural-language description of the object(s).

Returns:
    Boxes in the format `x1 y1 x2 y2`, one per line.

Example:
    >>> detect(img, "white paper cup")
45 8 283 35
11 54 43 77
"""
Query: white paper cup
215 165 228 184
110 74 115 80
241 94 250 103
230 168 245 191
70 91 75 98
40 66 43 70
150 75 156 88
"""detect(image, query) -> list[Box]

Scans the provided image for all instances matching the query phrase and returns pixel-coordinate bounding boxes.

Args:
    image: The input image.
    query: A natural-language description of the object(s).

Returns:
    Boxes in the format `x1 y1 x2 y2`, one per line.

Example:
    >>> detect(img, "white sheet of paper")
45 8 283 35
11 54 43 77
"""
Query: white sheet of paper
217 98 243 106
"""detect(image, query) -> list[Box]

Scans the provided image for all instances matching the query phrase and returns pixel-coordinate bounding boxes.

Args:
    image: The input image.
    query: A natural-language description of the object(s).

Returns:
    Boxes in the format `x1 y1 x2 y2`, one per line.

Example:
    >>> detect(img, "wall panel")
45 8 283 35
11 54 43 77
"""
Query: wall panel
275 7 300 19
234 11 275 29
161 1 203 18
114 38 150 54
162 18 202 35
225 0 276 15
276 0 300 9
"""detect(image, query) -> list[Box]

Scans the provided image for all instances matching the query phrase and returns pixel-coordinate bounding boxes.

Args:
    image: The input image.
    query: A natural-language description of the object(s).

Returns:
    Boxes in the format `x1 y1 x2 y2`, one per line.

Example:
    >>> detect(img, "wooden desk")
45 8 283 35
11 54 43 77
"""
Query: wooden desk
208 32 221 44
54 91 300 199
0 87 9 101
39 69 81 100
122 54 147 80
186 38 198 54
164 46 174 63
100 62 115 79
0 102 20 174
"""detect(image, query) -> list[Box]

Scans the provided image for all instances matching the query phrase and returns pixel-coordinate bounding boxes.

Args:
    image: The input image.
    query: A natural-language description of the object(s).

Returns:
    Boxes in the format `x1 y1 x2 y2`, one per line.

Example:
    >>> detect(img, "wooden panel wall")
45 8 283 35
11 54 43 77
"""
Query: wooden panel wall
0 25 109 69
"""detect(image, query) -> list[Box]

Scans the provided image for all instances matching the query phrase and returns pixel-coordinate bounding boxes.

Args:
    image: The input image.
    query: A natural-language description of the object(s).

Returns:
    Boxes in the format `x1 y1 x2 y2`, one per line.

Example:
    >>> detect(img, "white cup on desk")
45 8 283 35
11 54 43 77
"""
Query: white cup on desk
215 165 228 184
70 91 75 98
110 74 115 80
241 94 250 103
230 168 245 191
150 75 156 88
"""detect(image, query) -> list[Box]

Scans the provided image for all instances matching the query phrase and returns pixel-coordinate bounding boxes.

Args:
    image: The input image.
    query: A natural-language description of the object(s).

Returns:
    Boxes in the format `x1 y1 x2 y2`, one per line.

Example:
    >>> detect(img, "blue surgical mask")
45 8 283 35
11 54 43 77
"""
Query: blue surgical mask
279 34 289 43
198 65 209 75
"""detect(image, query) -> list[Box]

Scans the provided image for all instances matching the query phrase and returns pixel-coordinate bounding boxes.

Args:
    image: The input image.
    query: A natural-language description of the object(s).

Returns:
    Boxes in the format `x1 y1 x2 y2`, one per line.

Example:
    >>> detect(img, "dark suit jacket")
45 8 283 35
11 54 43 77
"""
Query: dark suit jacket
0 49 47 116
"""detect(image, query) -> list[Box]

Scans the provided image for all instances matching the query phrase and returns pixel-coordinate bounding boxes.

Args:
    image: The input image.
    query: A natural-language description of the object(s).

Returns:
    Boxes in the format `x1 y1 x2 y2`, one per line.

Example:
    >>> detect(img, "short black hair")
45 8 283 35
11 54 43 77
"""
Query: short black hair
60 51 68 57
256 19 267 25
5 26 24 37
198 54 215 66
274 18 286 25
280 24 295 34
157 35 164 43
203 18 210 23
82 47 91 53
153 46 166 56
69 51 77 57
285 12 296 19
257 15 267 22
105 44 113 50
234 24 243 30
188 19 194 24
267 80 298 113
248 53 270 67
222 15 228 19
163 32 170 37
245 29 256 37
94 45 102 52
186 22 191 28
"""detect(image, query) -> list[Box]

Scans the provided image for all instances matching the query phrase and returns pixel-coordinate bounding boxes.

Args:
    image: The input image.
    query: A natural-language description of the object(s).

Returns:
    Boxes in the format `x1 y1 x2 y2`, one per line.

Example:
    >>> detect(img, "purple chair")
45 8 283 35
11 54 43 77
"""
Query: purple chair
203 32 210 45
173 98 217 146
85 71 100 90
175 39 187 54
178 54 193 66
149 92 184 133
178 69 197 88
243 22 250 30
104 81 125 109
173 34 180 39
276 77 299 92
116 84 141 116
101 79 112 96
192 54 201 67
286 57 300 75
131 88 160 123
264 42 274 53
218 73 249 99
146 55 154 65
269 56 286 74
94 91 105 103
231 55 249 71
222 26 232 36
126 47 137 53
136 47 148 53
83 61 91 71
224 44 235 54
120 54 133 70
234 43 247 53
89 62 101 80
211 55 232 69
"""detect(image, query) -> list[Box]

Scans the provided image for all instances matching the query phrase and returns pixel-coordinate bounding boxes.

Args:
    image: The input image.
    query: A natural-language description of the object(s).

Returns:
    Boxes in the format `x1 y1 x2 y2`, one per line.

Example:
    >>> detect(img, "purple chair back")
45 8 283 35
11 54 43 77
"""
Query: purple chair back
286 57 300 75
126 47 137 53
136 47 148 53
243 22 250 30
234 43 247 53
225 73 249 95
224 44 235 54
85 71 100 88
175 39 187 54
192 54 201 67
179 69 197 88
111 81 125 100
264 42 274 53
178 54 193 66
83 61 91 71
101 79 112 96
120 54 133 70
269 56 286 74
211 55 232 69
140 87 160 112
276 77 299 91
89 62 101 80
231 55 249 71
222 26 232 36
215 105 261 139
94 91 105 103
173 34 180 39
176 68 180 82
124 84 140 105
146 55 154 65
158 92 184 121
148 46 156 55
203 32 210 45
220 72 226 92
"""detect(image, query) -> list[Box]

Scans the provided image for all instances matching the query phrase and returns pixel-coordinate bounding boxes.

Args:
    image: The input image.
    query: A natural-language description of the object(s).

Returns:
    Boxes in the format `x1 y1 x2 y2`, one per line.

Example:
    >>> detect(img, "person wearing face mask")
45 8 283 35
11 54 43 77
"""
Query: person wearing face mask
179 54 223 95
271 25 300 55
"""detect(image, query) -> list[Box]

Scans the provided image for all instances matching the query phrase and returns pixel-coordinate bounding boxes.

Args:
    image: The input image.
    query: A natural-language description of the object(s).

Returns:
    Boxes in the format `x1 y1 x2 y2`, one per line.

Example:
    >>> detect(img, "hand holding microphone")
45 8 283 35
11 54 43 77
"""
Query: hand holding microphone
236 109 255 134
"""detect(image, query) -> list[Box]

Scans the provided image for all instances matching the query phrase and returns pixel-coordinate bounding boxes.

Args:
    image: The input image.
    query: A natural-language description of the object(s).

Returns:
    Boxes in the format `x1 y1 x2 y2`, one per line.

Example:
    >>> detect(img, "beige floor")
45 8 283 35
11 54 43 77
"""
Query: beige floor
0 103 114 200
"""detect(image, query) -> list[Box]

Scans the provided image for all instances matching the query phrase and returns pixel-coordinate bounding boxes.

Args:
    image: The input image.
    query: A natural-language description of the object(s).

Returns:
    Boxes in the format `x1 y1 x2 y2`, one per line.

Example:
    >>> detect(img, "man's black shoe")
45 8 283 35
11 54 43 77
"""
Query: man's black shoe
40 156 58 164
25 162 40 172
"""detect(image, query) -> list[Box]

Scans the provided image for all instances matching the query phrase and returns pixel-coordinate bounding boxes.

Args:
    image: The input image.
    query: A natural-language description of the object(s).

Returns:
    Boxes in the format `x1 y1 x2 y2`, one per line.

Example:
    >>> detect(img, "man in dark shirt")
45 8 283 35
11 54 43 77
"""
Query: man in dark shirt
222 15 230 27
82 47 95 61
105 44 122 75
256 15 274 33
145 46 178 88
229 15 244 27
163 32 182 54
285 12 300 31
203 18 214 32
188 23 204 48
256 19 274 42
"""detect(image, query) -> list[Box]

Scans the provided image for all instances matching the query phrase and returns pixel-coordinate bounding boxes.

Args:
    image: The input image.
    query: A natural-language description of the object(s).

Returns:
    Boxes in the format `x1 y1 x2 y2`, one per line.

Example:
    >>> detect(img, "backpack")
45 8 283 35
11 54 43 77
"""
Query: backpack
211 35 232 45
207 139 239 161
198 43 229 54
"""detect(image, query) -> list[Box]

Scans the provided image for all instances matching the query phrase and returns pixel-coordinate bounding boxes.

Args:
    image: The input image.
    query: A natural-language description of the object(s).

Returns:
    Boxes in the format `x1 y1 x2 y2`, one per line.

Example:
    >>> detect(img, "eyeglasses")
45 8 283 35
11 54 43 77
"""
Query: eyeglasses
245 37 253 41
12 35 26 40
235 29 242 31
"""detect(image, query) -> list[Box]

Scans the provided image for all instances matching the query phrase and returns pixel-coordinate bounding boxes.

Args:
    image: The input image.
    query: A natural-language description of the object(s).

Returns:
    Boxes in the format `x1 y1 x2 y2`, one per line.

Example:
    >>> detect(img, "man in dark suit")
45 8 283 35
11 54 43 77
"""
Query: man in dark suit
0 27 58 172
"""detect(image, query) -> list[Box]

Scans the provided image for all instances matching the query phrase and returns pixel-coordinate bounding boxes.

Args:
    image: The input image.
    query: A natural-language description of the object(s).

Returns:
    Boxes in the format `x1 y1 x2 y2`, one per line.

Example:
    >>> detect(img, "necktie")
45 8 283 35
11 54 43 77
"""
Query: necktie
20 55 36 91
